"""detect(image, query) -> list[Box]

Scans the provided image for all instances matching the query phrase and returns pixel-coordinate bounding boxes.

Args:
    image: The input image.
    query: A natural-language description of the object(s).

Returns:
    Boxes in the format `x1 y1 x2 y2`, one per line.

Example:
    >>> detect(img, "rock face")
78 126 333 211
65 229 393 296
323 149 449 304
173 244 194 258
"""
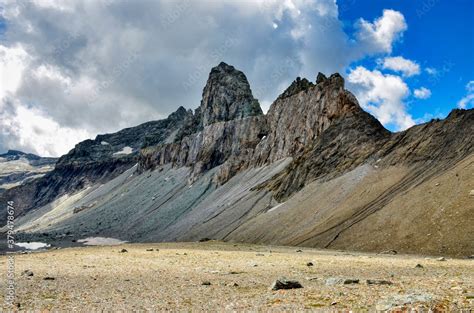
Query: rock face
199 62 262 126
0 108 190 219
139 62 269 182
139 69 362 185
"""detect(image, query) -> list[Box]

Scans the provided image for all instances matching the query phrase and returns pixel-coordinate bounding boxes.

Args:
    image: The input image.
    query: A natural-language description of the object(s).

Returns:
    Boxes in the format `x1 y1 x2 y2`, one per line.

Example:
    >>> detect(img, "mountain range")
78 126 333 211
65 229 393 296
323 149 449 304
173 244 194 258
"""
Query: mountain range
1 62 473 257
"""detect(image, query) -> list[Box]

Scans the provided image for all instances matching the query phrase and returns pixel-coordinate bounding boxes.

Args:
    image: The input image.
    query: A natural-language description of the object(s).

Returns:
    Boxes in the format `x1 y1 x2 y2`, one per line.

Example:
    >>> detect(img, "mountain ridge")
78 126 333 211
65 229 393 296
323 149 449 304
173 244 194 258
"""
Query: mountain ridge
1 62 473 257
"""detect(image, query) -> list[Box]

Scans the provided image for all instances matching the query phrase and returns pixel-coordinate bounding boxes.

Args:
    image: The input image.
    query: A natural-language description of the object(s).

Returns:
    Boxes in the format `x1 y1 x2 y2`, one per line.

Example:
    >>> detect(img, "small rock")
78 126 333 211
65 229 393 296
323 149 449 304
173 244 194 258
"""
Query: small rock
305 277 318 281
466 293 474 299
21 270 34 277
271 278 303 290
467 255 474 259
415 264 424 269
228 282 239 287
296 249 303 253
43 277 55 280
146 248 154 251
469 190 474 197
119 249 128 253
331 301 338 306
379 250 398 255
367 279 393 285
437 257 446 261
201 281 211 286
306 262 314 267
325 277 359 286
199 238 211 242
435 183 440 186
256 253 264 256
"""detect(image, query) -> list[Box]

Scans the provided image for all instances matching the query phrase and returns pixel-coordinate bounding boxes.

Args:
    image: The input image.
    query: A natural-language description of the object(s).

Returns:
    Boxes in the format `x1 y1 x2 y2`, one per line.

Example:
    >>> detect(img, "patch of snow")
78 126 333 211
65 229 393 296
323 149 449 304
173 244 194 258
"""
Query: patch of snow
77 237 127 246
113 146 133 155
268 202 285 213
101 141 110 145
15 242 50 250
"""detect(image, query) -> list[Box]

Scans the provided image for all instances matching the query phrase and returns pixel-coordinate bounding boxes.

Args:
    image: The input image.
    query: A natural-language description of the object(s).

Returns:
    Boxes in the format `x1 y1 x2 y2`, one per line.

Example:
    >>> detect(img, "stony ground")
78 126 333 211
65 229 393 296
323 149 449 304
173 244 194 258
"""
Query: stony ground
1 241 473 311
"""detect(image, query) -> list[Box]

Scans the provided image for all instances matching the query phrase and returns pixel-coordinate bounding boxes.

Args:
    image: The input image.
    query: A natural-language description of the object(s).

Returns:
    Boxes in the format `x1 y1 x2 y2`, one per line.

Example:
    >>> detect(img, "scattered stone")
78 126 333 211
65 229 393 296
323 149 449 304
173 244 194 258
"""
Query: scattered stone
201 281 211 286
331 301 338 306
21 270 34 277
119 249 128 253
375 293 434 311
437 257 446 261
296 249 303 253
228 282 239 287
305 277 318 281
380 250 398 255
325 277 359 286
415 264 424 269
43 277 55 280
146 248 154 251
306 262 314 267
367 279 393 285
271 278 303 290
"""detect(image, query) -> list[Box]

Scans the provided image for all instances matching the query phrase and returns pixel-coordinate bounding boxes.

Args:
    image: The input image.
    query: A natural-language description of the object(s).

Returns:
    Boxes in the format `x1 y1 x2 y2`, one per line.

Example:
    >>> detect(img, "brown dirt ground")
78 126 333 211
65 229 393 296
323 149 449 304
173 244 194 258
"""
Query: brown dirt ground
1 241 473 311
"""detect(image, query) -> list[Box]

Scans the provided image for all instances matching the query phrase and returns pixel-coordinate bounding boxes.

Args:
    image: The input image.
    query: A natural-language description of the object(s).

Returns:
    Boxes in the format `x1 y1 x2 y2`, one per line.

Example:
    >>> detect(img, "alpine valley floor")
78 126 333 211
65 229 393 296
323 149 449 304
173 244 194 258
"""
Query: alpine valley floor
1 241 473 311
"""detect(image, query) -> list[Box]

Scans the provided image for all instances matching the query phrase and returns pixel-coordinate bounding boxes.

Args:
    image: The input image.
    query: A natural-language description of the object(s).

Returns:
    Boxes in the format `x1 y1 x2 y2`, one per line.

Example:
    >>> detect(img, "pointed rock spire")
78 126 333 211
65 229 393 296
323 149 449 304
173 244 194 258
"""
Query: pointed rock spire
199 62 262 126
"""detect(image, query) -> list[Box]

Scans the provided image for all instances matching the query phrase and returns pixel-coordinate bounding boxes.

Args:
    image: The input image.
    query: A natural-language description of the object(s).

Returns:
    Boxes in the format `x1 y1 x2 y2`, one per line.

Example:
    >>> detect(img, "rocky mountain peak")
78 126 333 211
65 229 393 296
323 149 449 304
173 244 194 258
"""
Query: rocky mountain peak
199 62 262 126
278 77 315 100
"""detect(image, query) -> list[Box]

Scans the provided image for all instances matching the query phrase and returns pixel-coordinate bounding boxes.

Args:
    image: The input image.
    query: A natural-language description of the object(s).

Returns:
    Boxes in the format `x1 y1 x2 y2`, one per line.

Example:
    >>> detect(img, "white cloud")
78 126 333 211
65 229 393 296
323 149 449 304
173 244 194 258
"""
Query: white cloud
355 9 407 55
0 99 92 157
413 87 431 99
0 45 29 100
347 66 414 130
457 81 474 109
382 56 420 77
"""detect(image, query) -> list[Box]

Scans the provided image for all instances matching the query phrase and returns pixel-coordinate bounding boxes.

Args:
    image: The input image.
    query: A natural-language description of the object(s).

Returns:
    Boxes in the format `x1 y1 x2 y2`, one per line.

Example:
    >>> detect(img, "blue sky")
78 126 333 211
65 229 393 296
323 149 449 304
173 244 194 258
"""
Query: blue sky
0 0 473 156
339 0 474 128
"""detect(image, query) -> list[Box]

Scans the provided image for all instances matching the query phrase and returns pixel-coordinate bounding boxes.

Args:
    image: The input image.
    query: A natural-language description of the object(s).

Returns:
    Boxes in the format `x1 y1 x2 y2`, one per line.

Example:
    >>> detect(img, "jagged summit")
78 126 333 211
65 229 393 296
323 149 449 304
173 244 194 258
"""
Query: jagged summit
278 77 315 100
199 62 262 126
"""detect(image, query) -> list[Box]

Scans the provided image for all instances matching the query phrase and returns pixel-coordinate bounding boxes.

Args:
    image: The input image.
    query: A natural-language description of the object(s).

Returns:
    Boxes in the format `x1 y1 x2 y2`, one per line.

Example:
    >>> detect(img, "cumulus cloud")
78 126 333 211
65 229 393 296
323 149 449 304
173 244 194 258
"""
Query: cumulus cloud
347 66 414 130
382 56 420 77
413 87 431 99
457 81 474 109
0 1 409 156
354 9 407 55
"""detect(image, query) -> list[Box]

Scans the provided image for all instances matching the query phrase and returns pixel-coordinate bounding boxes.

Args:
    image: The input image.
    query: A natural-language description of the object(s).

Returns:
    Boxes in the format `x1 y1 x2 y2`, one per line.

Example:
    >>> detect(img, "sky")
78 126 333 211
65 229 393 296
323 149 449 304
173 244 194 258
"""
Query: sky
0 0 473 157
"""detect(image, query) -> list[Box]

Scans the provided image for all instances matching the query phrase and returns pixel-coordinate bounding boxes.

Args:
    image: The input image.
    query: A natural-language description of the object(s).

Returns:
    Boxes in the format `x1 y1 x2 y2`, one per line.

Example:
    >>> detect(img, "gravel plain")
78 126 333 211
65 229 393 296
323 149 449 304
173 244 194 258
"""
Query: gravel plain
1 241 473 311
